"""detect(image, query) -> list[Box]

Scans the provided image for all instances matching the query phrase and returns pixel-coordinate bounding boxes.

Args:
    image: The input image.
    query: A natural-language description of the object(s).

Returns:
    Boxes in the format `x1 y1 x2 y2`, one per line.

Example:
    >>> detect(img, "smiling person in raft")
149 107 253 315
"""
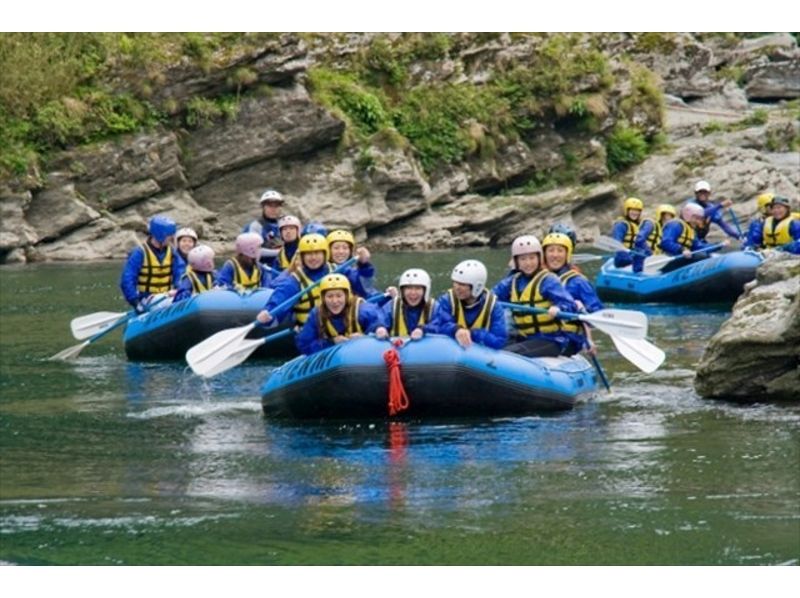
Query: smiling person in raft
374 268 437 341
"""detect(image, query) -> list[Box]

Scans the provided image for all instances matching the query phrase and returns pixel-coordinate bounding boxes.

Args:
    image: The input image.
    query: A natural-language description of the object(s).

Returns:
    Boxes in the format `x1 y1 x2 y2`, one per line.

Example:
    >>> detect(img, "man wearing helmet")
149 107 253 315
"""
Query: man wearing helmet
175 227 198 263
174 245 217 302
242 188 285 263
426 260 507 349
120 215 186 312
761 196 800 254
326 229 380 299
257 233 335 328
634 204 676 259
215 232 275 291
493 235 578 357
658 202 728 272
271 215 302 271
374 268 437 340
294 274 384 355
611 197 647 272
683 180 741 242
744 193 774 251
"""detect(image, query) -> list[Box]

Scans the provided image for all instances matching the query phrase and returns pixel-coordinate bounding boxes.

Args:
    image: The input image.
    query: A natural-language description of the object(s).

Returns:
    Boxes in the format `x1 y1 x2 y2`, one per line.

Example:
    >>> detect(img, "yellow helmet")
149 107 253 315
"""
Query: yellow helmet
326 229 355 249
756 192 774 215
656 204 677 221
298 233 329 258
319 273 351 295
542 232 574 262
623 197 644 215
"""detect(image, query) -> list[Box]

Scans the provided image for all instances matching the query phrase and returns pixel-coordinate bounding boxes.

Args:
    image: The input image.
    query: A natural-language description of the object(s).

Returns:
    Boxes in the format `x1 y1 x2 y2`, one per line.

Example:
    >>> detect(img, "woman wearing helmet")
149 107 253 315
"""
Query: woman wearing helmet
271 215 302 271
761 196 800 254
257 233 335 328
633 204 676 266
242 188 285 262
683 180 740 242
744 193 774 251
175 227 198 263
542 233 603 356
294 274 385 355
374 268 437 340
174 245 218 302
658 203 728 272
326 229 380 299
426 259 507 349
120 214 184 312
492 235 578 358
214 232 275 291
610 197 646 271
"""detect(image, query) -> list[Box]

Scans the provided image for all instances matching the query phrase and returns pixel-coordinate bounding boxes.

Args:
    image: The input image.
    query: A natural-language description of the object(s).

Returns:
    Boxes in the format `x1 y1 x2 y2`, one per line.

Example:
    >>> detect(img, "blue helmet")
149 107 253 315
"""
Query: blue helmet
301 221 328 237
148 215 177 243
548 223 577 248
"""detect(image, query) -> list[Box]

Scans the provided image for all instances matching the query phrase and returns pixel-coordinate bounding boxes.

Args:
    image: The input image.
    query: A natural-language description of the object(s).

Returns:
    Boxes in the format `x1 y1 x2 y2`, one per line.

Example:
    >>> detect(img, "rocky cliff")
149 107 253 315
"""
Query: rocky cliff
1 32 798 264
694 253 800 402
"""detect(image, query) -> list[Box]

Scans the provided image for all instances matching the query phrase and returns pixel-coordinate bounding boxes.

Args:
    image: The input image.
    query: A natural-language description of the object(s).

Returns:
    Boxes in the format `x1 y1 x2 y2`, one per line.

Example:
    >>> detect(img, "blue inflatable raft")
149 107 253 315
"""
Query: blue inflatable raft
261 335 598 419
123 289 296 360
595 250 763 304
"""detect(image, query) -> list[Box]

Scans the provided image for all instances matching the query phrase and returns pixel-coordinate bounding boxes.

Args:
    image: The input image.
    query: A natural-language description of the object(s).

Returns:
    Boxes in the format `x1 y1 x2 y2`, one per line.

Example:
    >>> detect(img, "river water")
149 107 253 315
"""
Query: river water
1 250 798 565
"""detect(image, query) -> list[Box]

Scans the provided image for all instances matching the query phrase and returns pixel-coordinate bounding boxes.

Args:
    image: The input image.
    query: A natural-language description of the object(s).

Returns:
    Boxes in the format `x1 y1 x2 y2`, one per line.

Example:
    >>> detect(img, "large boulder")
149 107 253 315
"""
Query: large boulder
24 173 100 242
694 254 800 402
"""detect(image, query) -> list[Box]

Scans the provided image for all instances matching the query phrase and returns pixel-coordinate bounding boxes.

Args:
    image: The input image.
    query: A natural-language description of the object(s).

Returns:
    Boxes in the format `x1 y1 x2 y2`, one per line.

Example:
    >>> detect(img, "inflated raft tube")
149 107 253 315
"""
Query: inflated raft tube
595 250 763 304
261 335 597 419
123 288 296 360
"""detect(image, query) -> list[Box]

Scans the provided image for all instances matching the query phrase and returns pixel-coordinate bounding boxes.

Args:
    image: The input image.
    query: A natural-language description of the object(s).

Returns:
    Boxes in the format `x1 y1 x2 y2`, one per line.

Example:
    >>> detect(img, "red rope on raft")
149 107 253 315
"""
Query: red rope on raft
383 339 410 416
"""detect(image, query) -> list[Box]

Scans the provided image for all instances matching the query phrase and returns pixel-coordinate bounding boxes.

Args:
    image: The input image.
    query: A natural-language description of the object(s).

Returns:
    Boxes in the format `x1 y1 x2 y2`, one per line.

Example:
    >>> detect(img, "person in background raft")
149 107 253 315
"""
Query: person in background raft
302 221 328 238
658 203 729 272
761 196 800 255
427 260 507 350
214 232 274 292
256 233 334 329
242 188 284 264
326 229 380 299
294 274 385 355
174 245 217 302
611 197 647 272
683 180 741 242
744 193 774 251
634 204 676 257
120 215 185 313
542 231 602 356
270 215 302 272
175 227 198 263
492 235 578 358
375 268 437 340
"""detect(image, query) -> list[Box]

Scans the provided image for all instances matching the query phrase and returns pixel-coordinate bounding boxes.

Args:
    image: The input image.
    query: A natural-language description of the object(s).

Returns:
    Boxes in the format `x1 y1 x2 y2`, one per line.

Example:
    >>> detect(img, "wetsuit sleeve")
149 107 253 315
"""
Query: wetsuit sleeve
264 275 301 314
491 276 513 302
295 308 331 355
120 247 144 306
469 301 508 349
173 276 193 302
633 220 655 255
358 302 385 333
172 252 186 288
567 276 604 313
744 220 764 250
424 293 458 337
659 221 684 256
214 261 234 289
707 204 741 239
784 220 800 254
259 266 273 288
611 221 629 244
380 301 395 330
540 274 578 312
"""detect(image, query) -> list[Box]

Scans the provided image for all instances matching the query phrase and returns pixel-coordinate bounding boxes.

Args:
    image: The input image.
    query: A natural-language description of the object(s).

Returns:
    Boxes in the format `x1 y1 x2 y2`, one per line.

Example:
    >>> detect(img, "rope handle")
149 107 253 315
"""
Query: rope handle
383 339 410 416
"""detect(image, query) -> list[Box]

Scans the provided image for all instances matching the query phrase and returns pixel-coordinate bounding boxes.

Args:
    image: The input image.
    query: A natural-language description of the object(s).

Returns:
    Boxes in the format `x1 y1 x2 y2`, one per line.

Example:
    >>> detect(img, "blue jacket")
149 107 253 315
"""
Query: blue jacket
426 290 508 349
243 216 282 262
380 299 438 335
295 302 385 355
340 261 380 299
611 219 647 270
173 269 218 303
214 259 274 290
262 263 333 319
764 217 800 254
684 198 741 240
659 220 719 256
120 241 186 307
553 266 603 313
744 218 765 250
633 219 656 256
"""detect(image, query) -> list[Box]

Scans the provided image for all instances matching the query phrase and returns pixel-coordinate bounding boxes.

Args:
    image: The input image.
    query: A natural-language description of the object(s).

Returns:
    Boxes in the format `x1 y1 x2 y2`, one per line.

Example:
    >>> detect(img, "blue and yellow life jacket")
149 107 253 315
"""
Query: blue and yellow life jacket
291 264 333 325
557 270 584 335
510 270 561 336
642 218 663 254
448 288 497 331
319 297 365 339
390 297 434 337
762 215 797 247
614 217 640 249
675 219 696 251
137 243 173 294
184 268 213 295
228 257 262 290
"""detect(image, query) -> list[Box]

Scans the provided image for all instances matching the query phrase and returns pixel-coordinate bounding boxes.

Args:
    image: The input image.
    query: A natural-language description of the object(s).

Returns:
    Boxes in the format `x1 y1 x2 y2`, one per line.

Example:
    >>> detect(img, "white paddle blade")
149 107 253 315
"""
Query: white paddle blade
70 311 127 340
571 253 604 264
185 322 257 372
642 255 674 274
610 336 665 373
49 340 90 361
579 309 648 339
191 338 265 378
592 235 627 253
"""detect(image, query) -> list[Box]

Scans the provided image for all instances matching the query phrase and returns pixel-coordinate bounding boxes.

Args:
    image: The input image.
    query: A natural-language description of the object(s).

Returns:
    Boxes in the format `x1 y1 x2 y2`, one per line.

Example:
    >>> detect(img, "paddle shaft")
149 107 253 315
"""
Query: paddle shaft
590 354 612 391
728 208 744 238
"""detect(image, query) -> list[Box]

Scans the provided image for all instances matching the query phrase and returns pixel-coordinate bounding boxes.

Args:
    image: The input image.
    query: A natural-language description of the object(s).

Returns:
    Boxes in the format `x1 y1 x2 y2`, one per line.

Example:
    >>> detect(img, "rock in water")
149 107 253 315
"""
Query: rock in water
694 253 800 402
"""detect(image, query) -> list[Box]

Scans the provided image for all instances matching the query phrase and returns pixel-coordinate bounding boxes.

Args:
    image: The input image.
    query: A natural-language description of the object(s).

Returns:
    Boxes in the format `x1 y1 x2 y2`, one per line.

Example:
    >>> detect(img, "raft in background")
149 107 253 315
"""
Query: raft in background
595 250 764 304
124 288 296 360
261 335 598 419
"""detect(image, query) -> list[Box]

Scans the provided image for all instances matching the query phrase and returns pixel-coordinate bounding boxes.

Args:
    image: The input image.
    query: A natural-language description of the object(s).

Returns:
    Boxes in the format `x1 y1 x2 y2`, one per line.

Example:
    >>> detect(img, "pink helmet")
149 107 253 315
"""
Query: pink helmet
681 202 704 221
278 215 302 231
511 235 542 257
188 245 215 272
235 232 263 259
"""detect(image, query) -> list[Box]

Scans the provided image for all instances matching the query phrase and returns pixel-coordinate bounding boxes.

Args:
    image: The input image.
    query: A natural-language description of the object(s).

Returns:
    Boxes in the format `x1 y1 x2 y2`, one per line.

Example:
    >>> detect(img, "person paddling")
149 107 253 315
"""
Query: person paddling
215 232 274 291
326 229 380 299
375 268 437 340
120 215 185 313
174 245 217 302
658 203 729 272
761 196 800 254
611 197 647 272
634 204 676 258
683 180 741 242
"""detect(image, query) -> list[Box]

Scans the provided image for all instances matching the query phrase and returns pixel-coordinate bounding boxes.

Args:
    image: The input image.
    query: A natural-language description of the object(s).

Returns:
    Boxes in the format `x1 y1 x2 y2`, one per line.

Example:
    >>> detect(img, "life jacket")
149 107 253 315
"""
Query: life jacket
277 243 295 269
184 268 213 295
642 218 663 254
137 243 173 294
228 257 262 290
291 264 333 325
448 288 497 331
675 219 696 252
509 270 561 336
390 297 434 336
557 270 585 335
319 297 365 339
762 215 797 247
614 217 640 249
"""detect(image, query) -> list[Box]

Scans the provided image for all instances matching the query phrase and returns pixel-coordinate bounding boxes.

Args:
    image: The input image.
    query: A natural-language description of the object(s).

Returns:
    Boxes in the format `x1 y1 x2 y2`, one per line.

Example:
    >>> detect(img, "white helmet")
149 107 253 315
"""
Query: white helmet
176 227 198 241
681 202 704 221
451 260 488 299
188 244 215 271
235 232 263 259
511 235 542 257
399 268 432 302
277 215 301 231
259 189 284 204
694 180 711 193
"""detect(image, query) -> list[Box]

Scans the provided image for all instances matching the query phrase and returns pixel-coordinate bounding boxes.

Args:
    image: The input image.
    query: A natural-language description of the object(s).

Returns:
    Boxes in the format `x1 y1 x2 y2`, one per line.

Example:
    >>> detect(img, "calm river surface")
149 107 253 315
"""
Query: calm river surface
1 250 798 565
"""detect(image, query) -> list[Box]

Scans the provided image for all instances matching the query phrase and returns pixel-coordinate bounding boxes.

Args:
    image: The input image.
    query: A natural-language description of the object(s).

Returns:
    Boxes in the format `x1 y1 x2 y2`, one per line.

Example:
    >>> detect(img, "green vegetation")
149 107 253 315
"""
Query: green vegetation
606 124 650 174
